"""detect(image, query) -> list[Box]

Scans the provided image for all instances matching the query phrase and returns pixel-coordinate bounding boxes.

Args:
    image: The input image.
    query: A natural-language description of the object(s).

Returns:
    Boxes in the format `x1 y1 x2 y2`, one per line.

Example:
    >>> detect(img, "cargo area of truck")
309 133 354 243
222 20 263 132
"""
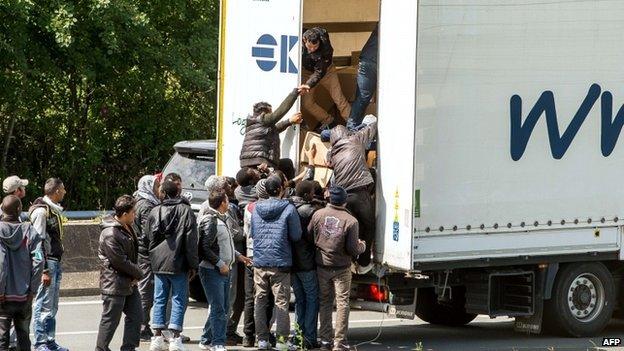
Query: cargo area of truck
300 0 380 130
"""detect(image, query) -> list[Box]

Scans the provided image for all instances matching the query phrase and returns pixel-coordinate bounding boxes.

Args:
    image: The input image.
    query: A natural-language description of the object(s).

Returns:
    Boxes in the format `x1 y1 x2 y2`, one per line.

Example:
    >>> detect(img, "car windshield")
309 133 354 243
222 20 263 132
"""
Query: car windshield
163 152 215 190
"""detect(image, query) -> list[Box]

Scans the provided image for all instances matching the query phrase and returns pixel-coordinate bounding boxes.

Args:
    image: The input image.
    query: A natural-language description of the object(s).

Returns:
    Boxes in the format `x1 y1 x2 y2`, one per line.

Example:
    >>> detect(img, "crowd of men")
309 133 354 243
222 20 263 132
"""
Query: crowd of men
0 25 378 351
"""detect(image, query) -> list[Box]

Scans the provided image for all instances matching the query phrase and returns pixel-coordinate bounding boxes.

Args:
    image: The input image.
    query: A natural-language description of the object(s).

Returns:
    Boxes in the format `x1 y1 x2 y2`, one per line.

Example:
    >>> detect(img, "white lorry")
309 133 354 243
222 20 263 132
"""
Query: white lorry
216 0 624 337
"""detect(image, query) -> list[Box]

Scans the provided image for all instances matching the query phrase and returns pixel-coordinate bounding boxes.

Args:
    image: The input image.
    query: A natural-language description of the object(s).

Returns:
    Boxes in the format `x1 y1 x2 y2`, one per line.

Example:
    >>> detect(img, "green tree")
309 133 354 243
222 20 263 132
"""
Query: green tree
0 0 219 209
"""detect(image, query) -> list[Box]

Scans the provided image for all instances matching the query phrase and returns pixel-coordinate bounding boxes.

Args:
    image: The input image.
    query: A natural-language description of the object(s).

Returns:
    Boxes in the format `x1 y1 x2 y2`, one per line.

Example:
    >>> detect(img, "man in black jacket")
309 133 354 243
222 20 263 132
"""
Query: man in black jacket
95 195 144 351
144 180 199 351
239 89 303 169
299 27 351 130
290 181 320 349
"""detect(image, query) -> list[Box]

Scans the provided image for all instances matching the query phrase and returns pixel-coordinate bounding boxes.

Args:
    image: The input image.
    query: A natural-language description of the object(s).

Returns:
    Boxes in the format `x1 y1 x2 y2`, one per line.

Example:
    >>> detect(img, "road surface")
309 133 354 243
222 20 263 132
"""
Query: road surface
47 296 624 350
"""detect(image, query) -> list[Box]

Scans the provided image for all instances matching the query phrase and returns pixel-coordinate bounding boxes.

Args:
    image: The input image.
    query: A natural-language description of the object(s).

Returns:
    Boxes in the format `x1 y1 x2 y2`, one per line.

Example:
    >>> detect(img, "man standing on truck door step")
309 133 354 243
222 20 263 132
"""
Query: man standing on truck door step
309 186 365 351
95 195 143 351
197 189 251 351
133 174 161 341
347 25 378 132
251 176 302 351
239 89 304 169
0 195 44 351
325 118 377 275
299 27 351 131
144 179 198 351
30 178 69 351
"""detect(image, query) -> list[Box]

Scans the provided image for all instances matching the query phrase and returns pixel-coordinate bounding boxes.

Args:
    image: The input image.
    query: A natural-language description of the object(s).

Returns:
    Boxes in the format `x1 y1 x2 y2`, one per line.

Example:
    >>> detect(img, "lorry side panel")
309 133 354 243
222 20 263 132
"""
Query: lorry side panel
217 0 302 176
413 1 624 262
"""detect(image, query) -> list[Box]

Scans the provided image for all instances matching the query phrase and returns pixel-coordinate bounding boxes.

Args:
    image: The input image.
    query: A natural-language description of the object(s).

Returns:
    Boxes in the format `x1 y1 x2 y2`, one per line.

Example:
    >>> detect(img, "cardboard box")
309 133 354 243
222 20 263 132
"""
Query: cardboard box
300 131 331 166
313 166 333 188
351 50 361 67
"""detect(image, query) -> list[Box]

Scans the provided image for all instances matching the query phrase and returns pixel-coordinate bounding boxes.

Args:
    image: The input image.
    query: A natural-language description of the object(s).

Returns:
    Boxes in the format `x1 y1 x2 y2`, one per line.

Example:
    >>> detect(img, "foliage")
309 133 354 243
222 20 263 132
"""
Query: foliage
0 0 219 209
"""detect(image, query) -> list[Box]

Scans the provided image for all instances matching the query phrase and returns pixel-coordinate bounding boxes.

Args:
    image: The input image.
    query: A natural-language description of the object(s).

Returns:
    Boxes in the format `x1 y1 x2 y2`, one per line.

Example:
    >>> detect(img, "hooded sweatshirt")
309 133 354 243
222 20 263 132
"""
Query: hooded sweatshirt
145 197 199 274
134 175 160 261
250 198 302 268
328 123 377 192
0 221 44 302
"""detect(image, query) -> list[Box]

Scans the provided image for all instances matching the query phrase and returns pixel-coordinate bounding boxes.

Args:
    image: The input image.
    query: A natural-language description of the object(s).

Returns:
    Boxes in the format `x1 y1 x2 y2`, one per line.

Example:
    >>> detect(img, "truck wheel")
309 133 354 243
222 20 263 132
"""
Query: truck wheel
189 275 206 302
543 262 614 337
415 286 477 326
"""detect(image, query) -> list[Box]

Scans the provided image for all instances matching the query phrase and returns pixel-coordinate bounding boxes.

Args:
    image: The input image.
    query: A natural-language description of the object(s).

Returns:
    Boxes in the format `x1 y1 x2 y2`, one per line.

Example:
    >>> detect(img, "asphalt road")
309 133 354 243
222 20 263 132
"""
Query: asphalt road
48 296 624 351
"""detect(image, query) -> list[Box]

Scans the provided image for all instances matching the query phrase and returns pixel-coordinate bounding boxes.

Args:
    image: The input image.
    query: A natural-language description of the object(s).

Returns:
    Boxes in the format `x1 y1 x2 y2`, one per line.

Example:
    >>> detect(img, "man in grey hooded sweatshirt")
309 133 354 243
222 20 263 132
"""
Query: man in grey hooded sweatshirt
0 195 44 350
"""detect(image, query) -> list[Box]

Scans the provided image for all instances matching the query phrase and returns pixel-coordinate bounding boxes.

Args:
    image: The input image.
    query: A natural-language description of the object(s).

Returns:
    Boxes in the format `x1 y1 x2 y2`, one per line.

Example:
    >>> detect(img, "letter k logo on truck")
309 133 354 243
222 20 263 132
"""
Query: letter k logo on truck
251 34 298 74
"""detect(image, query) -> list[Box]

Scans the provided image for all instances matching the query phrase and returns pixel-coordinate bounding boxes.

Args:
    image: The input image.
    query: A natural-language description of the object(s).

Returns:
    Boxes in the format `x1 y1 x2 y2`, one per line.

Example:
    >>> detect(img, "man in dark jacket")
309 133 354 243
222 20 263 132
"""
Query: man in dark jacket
95 195 144 351
240 89 303 169
308 187 365 351
224 176 247 345
250 176 302 350
144 180 198 351
132 174 161 341
290 181 320 349
299 27 351 130
30 178 68 351
0 195 44 351
326 121 377 274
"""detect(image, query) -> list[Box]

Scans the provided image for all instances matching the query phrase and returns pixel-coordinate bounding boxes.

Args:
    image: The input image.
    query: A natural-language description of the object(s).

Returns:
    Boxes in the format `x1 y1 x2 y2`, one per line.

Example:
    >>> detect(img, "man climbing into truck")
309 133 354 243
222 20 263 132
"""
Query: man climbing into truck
239 90 304 170
323 116 377 274
299 27 351 131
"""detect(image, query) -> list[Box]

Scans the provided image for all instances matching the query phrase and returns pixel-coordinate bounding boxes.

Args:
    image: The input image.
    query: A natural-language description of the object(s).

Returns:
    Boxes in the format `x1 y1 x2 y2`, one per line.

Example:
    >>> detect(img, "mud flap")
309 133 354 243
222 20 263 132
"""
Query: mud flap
388 288 417 320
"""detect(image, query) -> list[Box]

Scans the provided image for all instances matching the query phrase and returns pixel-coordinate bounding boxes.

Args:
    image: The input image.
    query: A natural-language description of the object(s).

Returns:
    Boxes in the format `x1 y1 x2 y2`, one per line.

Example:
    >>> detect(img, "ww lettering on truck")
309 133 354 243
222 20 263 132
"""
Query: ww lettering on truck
510 83 624 160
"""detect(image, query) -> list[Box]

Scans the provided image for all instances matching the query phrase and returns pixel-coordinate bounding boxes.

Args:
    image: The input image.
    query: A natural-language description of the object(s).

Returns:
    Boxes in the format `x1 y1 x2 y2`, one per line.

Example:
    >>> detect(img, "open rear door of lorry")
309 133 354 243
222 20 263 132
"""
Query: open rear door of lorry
217 0 302 176
375 0 418 271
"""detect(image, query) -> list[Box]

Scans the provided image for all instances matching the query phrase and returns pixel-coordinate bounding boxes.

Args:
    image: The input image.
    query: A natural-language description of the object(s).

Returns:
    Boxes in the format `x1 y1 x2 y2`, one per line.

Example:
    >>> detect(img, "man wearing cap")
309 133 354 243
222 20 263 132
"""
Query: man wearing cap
1 177 29 351
1 176 28 220
308 186 365 351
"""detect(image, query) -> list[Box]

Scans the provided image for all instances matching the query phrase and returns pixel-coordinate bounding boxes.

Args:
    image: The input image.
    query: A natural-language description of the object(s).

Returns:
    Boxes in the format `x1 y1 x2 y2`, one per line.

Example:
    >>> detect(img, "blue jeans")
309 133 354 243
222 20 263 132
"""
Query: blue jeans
347 60 378 131
199 266 230 346
33 259 62 347
152 273 189 331
292 270 319 345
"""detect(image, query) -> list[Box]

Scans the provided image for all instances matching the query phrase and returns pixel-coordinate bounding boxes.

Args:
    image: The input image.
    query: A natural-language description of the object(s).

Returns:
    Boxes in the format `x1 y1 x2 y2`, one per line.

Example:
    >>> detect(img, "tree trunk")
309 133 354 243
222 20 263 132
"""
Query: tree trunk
1 114 16 174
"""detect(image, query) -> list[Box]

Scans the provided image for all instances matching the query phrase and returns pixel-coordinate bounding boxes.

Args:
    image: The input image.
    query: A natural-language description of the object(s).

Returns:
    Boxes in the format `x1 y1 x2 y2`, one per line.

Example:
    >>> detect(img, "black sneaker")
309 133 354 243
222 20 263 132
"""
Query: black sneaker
304 340 321 350
242 335 255 348
226 332 243 346
140 328 153 341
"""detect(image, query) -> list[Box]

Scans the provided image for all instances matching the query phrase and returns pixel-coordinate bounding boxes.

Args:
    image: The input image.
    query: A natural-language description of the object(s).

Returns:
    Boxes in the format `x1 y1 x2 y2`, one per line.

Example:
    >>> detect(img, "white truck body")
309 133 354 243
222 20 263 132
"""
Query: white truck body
216 0 624 272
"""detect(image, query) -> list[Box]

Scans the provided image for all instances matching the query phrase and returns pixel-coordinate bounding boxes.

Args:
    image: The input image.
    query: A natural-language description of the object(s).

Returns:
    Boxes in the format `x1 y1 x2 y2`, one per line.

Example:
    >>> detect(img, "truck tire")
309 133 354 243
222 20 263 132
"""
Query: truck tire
415 286 477 326
543 262 614 337
189 275 206 302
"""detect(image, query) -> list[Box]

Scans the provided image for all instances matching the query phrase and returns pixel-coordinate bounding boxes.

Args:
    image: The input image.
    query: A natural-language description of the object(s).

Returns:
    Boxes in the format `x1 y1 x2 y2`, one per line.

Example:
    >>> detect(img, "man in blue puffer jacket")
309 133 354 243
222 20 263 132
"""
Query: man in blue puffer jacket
250 175 302 351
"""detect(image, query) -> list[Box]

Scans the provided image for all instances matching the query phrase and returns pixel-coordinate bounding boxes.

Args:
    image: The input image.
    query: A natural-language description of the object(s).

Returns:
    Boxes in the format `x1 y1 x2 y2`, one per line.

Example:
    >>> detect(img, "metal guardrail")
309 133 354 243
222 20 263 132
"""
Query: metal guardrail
19 211 113 221
64 211 113 220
